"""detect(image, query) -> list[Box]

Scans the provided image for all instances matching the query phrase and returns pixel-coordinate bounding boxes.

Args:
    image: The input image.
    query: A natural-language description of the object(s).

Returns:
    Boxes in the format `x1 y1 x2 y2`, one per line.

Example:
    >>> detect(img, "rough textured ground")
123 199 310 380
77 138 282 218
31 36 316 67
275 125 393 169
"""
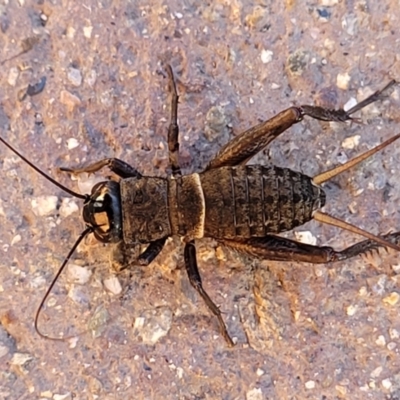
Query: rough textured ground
1 1 400 399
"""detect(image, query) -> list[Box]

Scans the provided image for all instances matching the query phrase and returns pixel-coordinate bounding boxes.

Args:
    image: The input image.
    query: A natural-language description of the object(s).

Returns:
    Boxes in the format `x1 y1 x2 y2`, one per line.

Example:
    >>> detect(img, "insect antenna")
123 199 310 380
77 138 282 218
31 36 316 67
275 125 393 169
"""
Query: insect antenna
34 226 93 340
0 135 95 338
312 134 400 252
0 136 87 200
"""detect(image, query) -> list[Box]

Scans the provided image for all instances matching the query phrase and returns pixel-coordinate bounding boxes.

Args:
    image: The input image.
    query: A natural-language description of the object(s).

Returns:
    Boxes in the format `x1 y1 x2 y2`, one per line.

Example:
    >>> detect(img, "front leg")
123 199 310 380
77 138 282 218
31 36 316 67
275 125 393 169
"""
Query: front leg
111 239 166 272
184 241 234 346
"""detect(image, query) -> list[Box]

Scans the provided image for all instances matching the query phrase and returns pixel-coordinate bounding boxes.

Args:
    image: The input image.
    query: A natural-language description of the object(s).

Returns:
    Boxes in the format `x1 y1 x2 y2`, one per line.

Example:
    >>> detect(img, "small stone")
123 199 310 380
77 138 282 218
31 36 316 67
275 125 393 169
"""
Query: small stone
336 72 351 90
342 135 360 150
132 307 172 345
66 138 79 150
370 366 383 378
31 196 58 216
387 342 397 350
104 276 122 295
389 328 399 339
346 304 357 316
381 379 392 390
256 368 265 376
294 231 317 245
86 70 97 87
67 264 92 285
60 90 81 110
83 26 93 38
305 380 315 389
67 67 82 87
335 385 347 396
11 352 33 366
10 234 21 246
375 335 386 346
7 67 19 86
261 49 273 64
59 198 79 218
246 388 263 400
383 292 400 306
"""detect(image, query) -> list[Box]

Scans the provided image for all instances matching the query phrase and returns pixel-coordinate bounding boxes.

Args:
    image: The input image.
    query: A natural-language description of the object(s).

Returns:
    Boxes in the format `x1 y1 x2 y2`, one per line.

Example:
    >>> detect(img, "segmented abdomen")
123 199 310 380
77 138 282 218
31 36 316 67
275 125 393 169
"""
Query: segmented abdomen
200 165 325 239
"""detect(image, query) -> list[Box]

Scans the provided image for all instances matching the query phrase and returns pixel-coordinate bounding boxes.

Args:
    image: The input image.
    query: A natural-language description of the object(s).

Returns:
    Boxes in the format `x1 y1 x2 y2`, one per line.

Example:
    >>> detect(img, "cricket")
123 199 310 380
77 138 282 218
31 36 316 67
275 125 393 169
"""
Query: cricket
1 65 399 346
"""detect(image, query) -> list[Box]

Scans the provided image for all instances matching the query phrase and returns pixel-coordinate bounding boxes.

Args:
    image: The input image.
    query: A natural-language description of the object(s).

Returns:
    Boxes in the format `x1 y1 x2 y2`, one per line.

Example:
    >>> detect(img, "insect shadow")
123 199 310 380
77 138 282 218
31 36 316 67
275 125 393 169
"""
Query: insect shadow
1 66 399 346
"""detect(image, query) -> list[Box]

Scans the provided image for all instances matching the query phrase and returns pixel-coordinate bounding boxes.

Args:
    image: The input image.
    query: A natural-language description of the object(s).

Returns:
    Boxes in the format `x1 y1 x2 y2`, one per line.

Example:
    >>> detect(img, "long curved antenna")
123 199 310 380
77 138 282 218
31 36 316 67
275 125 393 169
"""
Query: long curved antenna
34 226 93 340
0 136 87 200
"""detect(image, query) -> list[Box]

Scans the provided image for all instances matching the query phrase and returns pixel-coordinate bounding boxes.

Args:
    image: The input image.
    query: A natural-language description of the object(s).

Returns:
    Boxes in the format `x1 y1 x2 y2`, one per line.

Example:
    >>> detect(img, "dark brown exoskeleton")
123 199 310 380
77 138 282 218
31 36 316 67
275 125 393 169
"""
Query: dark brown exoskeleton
1 66 400 346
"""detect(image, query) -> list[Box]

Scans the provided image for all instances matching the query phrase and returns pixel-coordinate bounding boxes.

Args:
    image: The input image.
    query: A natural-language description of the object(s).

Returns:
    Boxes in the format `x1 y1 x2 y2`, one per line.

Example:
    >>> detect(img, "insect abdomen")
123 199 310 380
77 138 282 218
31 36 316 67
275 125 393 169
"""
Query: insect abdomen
200 166 325 239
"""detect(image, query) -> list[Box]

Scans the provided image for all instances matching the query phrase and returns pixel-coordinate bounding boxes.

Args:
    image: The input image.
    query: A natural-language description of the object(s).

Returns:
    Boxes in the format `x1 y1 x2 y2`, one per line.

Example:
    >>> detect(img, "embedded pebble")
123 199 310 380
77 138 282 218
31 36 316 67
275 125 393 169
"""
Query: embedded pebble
11 352 33 366
83 26 93 38
10 234 21 246
246 388 263 400
86 69 97 87
305 380 315 389
376 335 386 346
370 366 383 378
383 292 400 306
104 276 122 295
389 328 399 339
59 198 79 218
346 304 357 316
342 135 360 150
67 264 92 285
382 379 392 390
7 67 19 86
66 138 79 150
261 49 273 64
31 196 58 216
67 67 82 86
294 231 317 245
60 90 81 109
337 72 351 90
133 307 172 345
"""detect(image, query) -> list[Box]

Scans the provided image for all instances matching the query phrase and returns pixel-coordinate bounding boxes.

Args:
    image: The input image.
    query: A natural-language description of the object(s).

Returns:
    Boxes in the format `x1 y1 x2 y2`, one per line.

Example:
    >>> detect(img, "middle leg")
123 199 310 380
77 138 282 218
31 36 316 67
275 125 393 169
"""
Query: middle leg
184 240 234 346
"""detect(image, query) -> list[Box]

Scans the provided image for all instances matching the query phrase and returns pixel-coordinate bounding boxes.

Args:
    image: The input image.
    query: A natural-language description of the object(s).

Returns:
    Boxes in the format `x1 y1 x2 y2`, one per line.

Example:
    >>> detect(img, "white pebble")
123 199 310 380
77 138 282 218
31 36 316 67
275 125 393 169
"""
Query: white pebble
294 231 317 245
342 135 360 150
305 380 315 389
67 67 82 87
382 379 392 390
83 26 93 38
104 276 122 295
67 264 92 285
59 198 79 218
261 49 273 64
376 335 386 346
336 72 351 90
66 138 79 150
7 67 19 86
31 196 58 216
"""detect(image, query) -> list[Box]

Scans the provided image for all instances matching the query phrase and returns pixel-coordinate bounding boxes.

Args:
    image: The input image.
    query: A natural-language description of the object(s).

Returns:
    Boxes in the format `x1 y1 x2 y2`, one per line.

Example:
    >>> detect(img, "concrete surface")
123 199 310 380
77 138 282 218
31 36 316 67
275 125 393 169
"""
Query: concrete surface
1 0 400 399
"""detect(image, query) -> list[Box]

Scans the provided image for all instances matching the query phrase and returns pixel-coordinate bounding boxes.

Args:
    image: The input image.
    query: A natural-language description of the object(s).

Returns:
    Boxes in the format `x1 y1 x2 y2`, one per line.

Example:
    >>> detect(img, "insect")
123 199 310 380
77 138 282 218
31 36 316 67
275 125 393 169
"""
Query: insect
1 66 400 347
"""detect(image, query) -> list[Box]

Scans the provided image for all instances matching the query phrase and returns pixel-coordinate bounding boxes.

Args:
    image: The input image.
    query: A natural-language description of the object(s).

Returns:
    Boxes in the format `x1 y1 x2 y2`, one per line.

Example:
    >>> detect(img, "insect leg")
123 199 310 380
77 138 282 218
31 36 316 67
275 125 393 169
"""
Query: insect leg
60 158 142 179
110 238 166 272
137 238 167 266
184 240 234 346
165 64 181 178
206 80 397 170
301 80 396 121
220 232 400 263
